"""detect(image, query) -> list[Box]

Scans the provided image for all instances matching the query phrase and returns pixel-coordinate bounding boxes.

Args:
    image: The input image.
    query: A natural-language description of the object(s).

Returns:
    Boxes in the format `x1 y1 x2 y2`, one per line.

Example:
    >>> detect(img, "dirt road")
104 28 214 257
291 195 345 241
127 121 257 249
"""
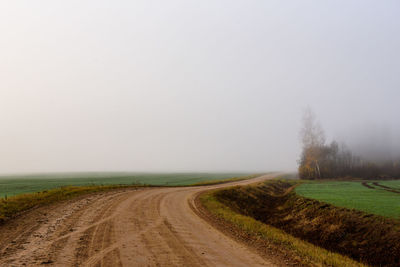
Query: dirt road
0 174 277 266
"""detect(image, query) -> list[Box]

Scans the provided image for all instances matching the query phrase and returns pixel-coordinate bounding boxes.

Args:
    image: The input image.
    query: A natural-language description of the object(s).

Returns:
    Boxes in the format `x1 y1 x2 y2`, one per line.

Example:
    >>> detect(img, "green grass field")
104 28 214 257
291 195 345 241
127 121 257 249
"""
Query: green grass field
380 180 400 190
0 172 250 198
296 180 400 219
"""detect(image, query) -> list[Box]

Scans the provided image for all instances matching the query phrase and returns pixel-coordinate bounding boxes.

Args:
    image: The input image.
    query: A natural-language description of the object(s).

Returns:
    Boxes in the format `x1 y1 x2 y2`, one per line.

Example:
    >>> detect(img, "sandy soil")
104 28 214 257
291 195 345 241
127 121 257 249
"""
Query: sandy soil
0 174 277 267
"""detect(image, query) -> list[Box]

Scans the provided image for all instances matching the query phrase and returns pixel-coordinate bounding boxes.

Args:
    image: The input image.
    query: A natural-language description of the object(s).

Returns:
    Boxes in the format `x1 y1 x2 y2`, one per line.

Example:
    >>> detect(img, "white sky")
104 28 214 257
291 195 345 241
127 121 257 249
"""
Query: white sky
0 1 399 173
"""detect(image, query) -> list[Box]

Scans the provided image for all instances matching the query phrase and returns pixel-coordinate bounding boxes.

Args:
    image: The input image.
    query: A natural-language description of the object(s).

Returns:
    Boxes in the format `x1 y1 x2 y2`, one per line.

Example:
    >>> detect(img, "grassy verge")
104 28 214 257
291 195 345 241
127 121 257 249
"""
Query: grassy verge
200 189 365 267
0 184 142 224
191 174 263 186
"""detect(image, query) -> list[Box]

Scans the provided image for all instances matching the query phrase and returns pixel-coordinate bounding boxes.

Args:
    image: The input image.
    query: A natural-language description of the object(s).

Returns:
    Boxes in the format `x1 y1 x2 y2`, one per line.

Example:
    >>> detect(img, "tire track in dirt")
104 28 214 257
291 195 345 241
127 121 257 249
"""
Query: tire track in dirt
0 175 277 266
361 182 375 189
372 182 400 194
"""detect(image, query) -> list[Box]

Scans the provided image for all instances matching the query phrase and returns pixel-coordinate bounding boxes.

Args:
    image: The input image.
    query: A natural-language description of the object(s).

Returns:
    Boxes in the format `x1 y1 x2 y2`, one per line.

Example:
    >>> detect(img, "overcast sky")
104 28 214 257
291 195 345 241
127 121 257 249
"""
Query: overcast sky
0 1 399 173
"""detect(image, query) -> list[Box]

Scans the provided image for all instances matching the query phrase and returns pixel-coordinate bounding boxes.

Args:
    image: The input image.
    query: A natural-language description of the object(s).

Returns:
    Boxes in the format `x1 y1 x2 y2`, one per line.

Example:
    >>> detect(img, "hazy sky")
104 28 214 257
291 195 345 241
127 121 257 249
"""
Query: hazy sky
0 1 399 173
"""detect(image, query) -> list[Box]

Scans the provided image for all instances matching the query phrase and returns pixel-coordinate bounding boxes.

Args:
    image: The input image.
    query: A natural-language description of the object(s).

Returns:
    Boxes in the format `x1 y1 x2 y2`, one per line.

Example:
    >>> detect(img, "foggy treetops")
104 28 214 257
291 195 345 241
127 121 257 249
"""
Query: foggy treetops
298 108 400 179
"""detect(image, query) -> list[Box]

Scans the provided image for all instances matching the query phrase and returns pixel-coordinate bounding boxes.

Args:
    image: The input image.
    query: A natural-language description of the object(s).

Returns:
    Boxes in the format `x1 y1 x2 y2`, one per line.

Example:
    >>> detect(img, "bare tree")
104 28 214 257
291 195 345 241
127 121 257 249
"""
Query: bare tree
298 108 400 179
299 107 325 149
298 107 325 179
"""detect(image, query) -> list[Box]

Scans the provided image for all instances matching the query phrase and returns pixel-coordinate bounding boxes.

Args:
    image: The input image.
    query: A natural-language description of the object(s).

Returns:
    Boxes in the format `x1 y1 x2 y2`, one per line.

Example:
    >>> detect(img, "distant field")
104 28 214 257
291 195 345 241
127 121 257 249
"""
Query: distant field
296 180 400 219
0 172 250 198
380 180 400 190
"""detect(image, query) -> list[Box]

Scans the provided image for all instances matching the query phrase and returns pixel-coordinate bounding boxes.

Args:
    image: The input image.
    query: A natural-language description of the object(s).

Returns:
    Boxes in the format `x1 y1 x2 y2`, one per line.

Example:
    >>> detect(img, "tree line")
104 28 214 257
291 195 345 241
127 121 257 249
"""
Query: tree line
298 109 400 179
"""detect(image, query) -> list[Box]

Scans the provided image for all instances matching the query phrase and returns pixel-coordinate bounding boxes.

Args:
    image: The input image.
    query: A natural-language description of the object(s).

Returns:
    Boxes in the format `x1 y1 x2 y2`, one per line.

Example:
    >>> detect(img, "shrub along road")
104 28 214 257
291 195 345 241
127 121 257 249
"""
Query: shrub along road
0 174 277 266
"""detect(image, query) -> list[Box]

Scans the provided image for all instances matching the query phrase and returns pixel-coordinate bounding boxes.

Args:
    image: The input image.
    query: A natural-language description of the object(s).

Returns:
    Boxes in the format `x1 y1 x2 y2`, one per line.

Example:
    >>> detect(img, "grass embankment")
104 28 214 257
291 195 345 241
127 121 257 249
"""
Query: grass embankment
203 179 400 266
296 180 400 218
0 185 141 224
200 184 364 267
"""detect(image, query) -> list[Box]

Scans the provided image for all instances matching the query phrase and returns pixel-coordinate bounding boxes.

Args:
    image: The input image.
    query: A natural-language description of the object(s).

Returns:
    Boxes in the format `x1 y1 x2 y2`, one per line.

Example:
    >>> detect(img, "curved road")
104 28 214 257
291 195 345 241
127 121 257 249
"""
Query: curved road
0 174 276 266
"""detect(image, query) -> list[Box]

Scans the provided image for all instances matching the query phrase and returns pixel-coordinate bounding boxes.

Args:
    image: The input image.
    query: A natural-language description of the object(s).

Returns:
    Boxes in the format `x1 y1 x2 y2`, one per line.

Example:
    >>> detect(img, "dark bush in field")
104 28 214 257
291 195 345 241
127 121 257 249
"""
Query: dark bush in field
215 180 400 266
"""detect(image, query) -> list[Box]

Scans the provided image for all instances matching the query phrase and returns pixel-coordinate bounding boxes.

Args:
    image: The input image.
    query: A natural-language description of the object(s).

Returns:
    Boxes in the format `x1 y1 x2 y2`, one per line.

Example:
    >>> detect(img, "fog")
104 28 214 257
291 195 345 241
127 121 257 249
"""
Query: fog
341 123 400 163
0 1 399 173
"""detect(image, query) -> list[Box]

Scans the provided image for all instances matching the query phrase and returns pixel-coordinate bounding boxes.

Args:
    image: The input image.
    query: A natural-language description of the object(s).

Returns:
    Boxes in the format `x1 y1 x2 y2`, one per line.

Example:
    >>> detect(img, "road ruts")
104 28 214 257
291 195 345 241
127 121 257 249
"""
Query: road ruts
0 174 277 267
